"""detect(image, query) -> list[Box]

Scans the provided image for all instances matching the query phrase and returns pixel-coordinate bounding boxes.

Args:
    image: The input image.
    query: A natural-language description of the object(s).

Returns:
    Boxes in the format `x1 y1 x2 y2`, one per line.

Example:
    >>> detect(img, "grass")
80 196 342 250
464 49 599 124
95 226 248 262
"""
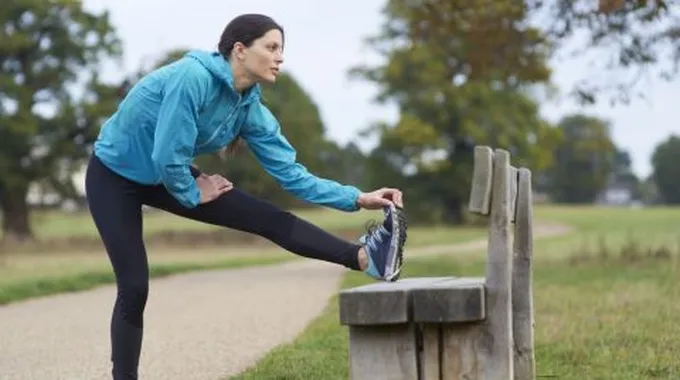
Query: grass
534 258 680 379
530 205 680 262
229 205 680 380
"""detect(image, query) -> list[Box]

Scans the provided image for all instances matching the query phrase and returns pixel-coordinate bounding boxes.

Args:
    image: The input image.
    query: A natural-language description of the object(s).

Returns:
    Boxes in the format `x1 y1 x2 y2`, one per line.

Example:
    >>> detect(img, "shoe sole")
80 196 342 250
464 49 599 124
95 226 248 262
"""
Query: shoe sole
384 205 407 282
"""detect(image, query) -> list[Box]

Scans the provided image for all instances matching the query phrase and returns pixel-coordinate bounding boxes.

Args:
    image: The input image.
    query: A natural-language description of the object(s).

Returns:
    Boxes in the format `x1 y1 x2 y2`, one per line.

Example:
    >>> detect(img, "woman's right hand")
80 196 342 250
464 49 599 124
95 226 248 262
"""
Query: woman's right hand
197 173 233 204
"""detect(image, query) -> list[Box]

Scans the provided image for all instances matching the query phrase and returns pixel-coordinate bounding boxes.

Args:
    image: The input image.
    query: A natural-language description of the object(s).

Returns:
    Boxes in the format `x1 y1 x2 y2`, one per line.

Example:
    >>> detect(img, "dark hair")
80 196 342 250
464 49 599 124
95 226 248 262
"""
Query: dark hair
218 14 284 60
218 14 284 156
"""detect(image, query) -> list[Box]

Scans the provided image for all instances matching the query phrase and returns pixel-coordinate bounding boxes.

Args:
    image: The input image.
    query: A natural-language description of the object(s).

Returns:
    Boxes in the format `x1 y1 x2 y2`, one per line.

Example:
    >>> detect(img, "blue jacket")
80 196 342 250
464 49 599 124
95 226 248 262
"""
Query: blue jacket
94 50 362 211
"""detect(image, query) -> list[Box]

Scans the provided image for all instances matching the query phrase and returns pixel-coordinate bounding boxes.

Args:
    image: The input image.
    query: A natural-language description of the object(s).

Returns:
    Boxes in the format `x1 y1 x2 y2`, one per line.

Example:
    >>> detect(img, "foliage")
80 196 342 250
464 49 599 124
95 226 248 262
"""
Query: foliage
532 0 680 105
351 0 680 220
0 0 122 242
651 134 680 204
351 0 560 223
546 114 617 203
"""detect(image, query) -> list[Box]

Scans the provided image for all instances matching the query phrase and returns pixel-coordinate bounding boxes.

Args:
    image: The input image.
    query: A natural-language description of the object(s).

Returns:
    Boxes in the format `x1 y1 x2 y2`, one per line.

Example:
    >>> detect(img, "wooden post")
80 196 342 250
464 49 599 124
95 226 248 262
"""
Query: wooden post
415 148 519 380
482 148 514 379
437 148 514 379
512 168 536 380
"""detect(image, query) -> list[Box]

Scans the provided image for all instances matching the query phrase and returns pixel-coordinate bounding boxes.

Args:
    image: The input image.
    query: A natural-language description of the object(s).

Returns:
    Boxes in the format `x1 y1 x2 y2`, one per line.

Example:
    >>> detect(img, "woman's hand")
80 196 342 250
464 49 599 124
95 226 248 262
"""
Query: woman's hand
197 173 233 204
356 187 404 210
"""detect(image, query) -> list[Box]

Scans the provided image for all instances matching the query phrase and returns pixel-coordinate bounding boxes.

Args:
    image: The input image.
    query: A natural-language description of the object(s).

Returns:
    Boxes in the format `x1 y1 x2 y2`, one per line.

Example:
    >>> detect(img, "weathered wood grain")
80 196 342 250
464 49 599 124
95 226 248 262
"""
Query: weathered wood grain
512 168 536 380
468 146 494 215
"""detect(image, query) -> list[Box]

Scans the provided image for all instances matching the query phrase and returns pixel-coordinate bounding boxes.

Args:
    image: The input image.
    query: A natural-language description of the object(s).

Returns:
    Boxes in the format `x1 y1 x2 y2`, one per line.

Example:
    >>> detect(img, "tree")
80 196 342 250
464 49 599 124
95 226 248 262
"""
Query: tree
317 141 369 189
546 114 616 203
639 175 661 205
357 0 680 106
533 0 680 105
351 0 560 223
0 0 122 243
651 134 680 204
351 0 680 221
610 148 641 201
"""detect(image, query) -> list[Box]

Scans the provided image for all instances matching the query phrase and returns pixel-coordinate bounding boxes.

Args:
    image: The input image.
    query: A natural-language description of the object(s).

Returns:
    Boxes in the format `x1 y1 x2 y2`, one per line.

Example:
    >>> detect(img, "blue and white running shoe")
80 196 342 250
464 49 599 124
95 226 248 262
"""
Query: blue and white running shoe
359 204 407 282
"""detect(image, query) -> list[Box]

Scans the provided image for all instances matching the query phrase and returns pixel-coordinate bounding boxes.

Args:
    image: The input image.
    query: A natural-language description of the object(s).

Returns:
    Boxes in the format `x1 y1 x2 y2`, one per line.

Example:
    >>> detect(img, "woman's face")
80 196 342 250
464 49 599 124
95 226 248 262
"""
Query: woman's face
234 29 284 85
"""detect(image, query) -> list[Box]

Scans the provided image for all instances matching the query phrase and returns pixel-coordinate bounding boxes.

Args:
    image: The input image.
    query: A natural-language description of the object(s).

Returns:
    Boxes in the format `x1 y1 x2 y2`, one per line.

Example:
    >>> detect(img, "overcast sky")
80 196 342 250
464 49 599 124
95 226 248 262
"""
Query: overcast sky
82 0 680 179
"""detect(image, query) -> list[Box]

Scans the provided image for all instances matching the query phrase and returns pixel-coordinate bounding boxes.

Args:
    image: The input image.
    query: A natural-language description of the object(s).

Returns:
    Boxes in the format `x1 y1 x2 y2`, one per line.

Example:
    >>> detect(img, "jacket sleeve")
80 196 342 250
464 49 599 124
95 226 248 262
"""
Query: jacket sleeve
241 104 363 212
151 61 208 208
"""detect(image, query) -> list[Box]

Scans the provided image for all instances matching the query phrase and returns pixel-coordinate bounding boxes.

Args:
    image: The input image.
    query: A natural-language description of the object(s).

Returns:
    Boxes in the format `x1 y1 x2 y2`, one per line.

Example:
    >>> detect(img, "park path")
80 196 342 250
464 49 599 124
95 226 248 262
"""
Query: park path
0 222 571 380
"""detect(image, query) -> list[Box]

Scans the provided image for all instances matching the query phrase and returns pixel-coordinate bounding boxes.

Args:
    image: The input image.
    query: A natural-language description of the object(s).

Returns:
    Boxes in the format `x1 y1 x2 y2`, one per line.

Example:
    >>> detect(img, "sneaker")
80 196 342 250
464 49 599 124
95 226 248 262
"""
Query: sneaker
359 204 407 282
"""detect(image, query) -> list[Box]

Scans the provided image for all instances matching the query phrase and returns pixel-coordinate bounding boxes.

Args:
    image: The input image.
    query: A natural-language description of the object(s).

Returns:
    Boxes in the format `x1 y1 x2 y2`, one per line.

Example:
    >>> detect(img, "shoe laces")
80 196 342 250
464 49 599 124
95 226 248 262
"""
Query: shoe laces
363 220 390 253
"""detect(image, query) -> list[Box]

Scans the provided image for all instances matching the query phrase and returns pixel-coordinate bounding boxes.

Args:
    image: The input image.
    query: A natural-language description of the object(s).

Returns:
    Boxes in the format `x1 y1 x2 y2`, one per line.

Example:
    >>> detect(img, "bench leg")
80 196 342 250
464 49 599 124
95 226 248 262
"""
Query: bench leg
420 324 440 380
423 322 500 380
441 322 485 380
348 324 419 380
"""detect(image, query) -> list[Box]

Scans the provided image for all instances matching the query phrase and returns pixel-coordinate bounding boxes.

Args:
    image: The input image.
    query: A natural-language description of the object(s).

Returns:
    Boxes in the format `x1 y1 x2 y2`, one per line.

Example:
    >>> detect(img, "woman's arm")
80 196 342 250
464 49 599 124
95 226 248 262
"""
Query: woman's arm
241 104 363 212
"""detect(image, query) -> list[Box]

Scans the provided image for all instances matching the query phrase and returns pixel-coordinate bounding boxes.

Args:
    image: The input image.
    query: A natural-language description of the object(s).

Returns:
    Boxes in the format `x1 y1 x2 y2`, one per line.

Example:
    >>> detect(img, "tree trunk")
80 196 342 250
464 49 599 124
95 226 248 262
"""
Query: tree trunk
1 184 34 246
442 196 465 225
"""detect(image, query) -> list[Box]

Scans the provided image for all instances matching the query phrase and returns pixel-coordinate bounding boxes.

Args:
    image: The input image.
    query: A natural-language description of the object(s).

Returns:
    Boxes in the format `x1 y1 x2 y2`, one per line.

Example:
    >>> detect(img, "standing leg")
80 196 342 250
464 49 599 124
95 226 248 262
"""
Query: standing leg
143 185 363 270
86 155 149 380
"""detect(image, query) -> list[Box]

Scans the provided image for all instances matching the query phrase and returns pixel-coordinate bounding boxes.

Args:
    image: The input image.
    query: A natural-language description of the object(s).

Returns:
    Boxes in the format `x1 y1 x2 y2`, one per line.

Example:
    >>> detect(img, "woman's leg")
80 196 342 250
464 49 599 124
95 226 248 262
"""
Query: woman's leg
86 155 149 380
143 184 363 270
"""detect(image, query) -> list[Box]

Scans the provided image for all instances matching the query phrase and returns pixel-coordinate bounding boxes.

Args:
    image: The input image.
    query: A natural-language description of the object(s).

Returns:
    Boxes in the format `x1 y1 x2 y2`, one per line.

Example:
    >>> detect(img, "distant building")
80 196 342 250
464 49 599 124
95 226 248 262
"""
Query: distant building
598 183 633 205
596 176 638 206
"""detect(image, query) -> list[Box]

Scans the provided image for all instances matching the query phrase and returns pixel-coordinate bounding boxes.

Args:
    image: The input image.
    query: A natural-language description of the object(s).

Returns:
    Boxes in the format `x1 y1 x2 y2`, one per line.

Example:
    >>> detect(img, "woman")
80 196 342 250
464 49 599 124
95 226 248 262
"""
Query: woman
85 13 407 379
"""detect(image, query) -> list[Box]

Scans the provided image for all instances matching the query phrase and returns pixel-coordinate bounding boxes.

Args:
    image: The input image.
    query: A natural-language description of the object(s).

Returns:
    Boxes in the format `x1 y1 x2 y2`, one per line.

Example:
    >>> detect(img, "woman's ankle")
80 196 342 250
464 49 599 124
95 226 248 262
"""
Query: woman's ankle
357 247 368 271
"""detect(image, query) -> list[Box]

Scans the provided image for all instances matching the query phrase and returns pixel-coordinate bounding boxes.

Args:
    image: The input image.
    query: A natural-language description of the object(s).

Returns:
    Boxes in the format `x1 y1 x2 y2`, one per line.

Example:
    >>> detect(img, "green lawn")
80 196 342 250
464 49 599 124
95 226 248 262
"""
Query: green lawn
230 205 680 380
533 205 680 262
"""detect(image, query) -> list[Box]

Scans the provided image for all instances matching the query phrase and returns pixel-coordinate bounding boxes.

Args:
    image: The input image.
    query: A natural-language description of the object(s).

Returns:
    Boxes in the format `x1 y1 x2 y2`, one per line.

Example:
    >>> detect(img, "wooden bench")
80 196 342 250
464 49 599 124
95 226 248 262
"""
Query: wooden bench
338 146 536 380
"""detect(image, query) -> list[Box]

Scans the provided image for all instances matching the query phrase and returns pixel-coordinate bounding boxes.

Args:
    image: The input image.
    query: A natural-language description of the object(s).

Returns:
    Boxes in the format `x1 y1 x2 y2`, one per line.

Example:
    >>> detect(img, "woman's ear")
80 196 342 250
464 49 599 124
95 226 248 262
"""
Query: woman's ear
232 42 247 61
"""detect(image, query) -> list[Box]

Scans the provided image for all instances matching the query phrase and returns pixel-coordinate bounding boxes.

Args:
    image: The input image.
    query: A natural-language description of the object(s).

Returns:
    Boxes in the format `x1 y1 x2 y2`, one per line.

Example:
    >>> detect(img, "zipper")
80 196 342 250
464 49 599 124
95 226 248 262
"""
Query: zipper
196 95 242 149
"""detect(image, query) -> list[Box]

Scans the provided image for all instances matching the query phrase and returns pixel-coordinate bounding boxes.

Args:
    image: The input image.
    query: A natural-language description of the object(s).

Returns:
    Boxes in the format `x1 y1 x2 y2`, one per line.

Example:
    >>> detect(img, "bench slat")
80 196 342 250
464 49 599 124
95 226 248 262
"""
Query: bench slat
412 277 486 323
339 277 453 325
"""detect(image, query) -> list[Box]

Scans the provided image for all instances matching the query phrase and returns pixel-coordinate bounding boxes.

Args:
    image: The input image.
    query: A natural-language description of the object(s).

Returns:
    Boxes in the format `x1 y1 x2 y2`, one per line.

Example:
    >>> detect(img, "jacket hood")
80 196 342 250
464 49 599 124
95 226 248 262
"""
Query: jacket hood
185 50 261 103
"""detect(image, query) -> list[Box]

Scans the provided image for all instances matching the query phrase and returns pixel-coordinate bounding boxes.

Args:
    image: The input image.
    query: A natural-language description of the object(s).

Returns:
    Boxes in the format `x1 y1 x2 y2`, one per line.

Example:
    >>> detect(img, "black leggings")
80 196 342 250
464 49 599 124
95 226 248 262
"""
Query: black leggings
85 155 361 379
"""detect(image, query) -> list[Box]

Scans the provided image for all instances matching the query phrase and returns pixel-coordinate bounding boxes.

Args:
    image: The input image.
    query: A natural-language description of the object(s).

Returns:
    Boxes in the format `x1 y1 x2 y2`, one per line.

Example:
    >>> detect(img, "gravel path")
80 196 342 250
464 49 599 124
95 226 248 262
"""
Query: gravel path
0 260 344 380
0 222 572 380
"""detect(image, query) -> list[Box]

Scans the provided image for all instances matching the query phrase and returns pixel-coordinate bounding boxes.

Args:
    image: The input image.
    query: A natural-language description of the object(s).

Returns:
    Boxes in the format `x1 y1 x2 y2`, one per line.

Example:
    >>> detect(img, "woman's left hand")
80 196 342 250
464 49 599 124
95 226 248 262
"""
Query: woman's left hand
199 173 233 192
356 188 404 210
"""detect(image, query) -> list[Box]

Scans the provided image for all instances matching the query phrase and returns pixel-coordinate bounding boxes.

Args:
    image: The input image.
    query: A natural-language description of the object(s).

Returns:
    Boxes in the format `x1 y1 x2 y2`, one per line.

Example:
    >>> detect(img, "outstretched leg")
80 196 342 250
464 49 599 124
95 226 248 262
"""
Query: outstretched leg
141 168 407 281
86 156 149 380
143 185 363 270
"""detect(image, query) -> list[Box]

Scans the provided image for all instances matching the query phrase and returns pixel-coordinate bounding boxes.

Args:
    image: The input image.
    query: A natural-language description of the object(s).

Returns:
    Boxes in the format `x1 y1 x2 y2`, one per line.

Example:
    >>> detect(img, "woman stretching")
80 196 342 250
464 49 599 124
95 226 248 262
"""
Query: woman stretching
85 13 407 379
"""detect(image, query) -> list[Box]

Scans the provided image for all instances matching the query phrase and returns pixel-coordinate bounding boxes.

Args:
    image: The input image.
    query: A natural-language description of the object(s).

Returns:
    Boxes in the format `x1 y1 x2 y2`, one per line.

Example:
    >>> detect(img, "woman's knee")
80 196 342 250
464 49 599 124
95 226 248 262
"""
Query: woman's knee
116 281 149 326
